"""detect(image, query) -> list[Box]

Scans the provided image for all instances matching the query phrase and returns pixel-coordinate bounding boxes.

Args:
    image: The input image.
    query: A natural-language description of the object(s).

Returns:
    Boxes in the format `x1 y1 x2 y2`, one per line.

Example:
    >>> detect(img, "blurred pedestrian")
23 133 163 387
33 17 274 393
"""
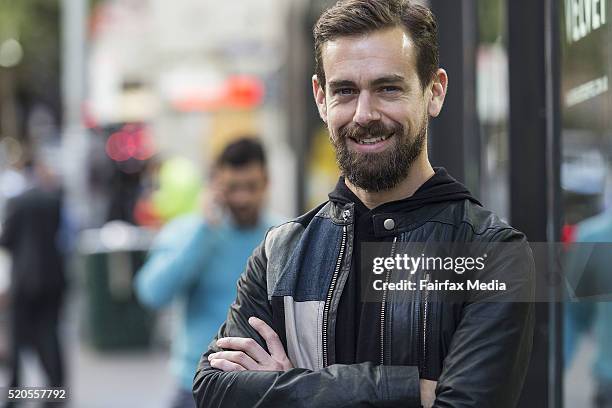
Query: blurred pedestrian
0 160 66 397
565 210 612 408
135 138 276 408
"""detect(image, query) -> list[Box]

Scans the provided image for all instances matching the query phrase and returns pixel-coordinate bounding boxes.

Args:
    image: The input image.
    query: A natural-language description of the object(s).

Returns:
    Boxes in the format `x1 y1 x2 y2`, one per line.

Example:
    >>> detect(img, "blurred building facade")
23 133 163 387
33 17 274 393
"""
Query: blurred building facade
82 0 299 226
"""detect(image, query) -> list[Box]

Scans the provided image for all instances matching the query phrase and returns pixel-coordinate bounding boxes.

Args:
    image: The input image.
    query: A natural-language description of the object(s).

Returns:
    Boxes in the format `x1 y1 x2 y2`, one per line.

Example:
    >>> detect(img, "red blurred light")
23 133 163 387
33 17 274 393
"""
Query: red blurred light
105 124 155 162
171 75 265 112
106 132 131 161
226 75 265 108
561 223 578 250
132 128 156 160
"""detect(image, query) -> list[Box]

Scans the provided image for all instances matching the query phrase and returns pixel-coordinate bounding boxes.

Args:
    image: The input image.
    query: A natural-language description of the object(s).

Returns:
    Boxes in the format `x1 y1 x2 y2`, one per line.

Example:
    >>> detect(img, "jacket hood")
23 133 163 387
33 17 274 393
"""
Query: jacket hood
328 167 481 213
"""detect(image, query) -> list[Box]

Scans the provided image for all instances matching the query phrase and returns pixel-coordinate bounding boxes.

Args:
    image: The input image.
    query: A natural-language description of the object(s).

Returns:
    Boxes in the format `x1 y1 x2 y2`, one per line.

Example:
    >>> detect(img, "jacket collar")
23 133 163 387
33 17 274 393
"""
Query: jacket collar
326 168 481 236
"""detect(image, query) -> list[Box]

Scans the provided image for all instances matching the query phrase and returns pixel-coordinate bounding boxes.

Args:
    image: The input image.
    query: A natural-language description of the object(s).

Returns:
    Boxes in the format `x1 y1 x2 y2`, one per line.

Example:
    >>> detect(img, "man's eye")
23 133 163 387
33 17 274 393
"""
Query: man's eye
381 86 401 93
335 88 356 96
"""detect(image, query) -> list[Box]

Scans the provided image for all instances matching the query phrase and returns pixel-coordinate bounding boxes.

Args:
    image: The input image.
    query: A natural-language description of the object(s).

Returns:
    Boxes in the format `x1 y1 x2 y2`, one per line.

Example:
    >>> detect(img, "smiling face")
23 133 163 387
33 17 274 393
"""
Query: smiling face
217 162 268 228
313 26 447 192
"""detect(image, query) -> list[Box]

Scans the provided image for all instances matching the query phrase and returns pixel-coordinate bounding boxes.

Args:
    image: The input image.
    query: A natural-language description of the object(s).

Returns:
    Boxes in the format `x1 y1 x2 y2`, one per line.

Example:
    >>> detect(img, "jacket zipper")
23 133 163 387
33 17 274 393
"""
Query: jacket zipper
420 271 431 375
380 236 398 366
322 210 349 367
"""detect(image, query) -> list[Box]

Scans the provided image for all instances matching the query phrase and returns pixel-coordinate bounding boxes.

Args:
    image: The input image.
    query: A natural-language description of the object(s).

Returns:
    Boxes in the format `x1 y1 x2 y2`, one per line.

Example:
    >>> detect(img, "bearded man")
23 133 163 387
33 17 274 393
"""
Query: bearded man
193 1 535 407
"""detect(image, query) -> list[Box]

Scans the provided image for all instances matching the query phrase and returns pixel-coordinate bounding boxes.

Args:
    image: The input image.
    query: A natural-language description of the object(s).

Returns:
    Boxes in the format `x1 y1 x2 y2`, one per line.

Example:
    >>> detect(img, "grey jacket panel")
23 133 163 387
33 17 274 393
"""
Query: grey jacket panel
265 221 305 300
283 297 324 371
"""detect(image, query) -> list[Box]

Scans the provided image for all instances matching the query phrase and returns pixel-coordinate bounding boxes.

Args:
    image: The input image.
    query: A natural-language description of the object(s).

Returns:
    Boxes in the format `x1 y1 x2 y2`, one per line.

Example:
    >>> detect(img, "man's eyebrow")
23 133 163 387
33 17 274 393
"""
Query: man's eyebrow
327 80 357 89
327 75 408 91
327 76 407 89
370 75 407 86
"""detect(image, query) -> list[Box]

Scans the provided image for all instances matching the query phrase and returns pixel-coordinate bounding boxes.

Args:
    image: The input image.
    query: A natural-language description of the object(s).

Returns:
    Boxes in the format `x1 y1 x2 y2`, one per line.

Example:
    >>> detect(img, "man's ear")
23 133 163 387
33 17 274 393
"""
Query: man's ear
312 74 328 123
427 68 448 118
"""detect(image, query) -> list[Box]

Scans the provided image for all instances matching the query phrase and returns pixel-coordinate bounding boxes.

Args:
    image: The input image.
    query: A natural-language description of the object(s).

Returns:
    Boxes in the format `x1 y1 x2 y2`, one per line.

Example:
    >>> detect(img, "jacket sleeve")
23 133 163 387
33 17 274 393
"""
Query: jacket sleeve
135 218 210 309
193 233 422 408
433 230 536 408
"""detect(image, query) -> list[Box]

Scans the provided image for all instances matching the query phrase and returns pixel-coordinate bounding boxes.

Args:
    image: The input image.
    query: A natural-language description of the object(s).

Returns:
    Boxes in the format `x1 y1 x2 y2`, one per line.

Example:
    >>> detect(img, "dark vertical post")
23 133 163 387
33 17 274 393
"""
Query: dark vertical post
429 0 479 194
292 0 336 214
545 0 563 404
286 0 310 215
508 0 562 406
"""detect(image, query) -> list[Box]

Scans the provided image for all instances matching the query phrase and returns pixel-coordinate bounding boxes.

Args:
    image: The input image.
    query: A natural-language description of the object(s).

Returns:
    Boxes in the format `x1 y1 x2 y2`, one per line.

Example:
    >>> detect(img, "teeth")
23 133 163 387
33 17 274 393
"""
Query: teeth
357 134 392 145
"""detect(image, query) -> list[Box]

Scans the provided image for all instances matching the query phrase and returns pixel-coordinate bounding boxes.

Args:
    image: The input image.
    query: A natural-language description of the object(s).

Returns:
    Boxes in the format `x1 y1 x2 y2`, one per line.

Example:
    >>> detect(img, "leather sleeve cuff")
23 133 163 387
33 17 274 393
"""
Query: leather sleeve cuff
380 365 421 407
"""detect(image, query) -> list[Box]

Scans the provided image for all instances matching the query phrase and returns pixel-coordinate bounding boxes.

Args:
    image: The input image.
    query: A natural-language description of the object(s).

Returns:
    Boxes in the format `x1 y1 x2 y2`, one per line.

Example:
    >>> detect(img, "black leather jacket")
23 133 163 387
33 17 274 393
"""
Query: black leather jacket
193 197 535 408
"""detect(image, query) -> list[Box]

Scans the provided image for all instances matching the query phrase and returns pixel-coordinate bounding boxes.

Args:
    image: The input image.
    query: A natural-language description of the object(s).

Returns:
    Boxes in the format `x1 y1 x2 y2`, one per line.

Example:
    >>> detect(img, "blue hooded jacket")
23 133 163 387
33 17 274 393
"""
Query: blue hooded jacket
135 213 275 390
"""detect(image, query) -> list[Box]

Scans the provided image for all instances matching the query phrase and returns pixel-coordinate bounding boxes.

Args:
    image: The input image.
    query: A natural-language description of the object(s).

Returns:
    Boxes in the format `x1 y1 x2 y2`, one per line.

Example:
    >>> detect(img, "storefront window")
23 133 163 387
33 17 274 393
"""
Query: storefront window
560 0 612 405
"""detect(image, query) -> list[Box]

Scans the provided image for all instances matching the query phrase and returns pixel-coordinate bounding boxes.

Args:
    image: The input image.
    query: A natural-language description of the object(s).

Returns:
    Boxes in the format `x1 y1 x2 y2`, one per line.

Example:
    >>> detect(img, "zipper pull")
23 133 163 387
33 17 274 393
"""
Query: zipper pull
342 209 351 221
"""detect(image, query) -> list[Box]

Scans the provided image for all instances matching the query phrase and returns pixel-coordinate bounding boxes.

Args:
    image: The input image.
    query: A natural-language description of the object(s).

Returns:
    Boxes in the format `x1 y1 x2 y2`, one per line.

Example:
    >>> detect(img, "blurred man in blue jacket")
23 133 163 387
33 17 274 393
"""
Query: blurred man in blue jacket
135 138 276 408
565 210 612 408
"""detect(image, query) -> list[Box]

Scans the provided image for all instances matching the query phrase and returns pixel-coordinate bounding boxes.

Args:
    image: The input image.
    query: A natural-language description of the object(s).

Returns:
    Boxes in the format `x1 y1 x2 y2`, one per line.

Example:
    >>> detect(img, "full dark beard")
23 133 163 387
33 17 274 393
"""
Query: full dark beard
333 119 427 192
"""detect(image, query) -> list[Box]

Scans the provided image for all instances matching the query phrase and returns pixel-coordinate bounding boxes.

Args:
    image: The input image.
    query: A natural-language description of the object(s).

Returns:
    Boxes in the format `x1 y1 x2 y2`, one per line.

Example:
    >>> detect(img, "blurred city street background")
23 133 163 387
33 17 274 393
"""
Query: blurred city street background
1 0 612 407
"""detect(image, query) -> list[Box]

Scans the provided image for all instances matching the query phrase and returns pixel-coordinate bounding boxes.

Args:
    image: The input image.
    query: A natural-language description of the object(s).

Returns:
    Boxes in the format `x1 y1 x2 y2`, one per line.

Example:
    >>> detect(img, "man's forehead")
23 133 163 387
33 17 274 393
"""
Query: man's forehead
321 27 417 82
219 163 266 178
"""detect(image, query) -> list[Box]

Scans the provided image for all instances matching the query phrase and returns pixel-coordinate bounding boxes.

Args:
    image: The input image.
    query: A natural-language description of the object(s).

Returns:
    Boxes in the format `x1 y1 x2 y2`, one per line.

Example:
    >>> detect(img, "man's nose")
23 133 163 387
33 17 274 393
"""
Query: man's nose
353 92 381 126
231 189 253 206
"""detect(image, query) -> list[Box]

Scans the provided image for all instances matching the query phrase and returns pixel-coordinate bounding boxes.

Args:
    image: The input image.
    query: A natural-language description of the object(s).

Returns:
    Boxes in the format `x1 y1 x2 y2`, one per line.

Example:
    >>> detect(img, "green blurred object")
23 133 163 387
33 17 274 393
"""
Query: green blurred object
153 157 202 221
83 251 154 350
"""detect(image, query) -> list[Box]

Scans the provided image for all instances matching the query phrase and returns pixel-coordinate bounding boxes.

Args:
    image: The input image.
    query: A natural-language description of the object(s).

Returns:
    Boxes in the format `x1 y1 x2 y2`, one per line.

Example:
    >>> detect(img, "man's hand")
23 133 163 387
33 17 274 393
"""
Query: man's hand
208 317 293 372
420 379 437 408
202 176 225 227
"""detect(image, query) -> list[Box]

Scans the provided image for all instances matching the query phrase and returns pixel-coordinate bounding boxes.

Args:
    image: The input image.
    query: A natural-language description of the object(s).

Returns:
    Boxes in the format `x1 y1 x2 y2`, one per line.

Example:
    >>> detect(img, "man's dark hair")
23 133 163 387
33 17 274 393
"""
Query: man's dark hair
216 137 267 168
313 0 439 90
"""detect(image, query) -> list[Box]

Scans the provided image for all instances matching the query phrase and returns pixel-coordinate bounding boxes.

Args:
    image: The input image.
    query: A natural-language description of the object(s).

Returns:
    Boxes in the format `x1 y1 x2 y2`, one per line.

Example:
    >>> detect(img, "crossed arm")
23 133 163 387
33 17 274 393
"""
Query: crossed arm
193 240 424 407
207 315 437 407
208 316 293 372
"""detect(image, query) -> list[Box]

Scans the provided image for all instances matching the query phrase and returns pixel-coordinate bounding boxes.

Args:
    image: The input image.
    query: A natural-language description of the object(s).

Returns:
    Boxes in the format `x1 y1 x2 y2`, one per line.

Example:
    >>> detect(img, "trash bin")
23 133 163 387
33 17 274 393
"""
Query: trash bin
79 221 156 351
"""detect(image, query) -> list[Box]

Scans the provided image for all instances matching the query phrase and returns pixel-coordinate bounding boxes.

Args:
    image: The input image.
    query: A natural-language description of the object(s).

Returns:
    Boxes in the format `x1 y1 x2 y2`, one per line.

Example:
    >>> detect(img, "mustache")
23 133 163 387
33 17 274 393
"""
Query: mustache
338 121 403 141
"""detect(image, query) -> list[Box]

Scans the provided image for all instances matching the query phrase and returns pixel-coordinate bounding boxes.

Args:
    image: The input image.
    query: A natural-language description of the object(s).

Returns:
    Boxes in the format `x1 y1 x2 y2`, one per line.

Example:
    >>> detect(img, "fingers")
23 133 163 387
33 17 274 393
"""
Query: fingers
419 379 437 408
209 358 246 372
213 318 293 372
248 317 286 358
208 351 259 370
420 379 437 388
216 336 269 363
248 317 293 370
